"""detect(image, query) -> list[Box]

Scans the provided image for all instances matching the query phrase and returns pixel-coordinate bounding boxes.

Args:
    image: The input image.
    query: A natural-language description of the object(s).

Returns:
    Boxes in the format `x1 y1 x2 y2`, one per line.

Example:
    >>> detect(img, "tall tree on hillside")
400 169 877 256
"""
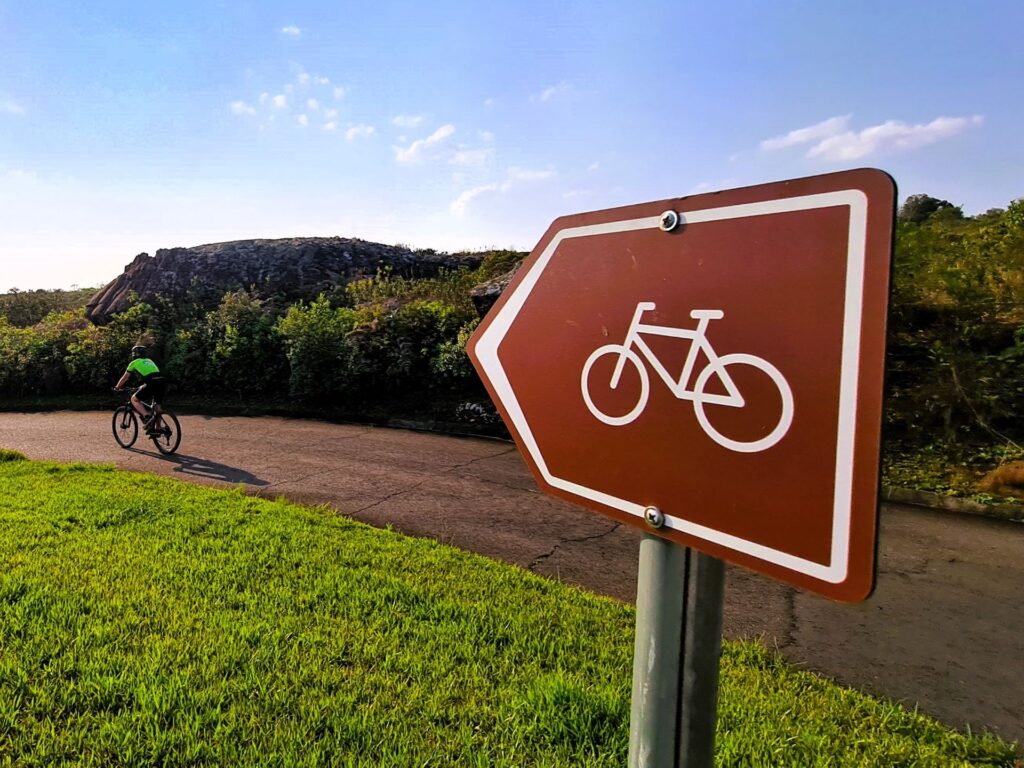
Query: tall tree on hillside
898 194 964 224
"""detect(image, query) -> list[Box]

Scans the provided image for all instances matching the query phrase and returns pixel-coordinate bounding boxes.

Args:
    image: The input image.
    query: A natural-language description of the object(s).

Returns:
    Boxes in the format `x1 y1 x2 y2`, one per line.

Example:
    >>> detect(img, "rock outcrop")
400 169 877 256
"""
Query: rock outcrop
86 237 484 323
469 265 519 317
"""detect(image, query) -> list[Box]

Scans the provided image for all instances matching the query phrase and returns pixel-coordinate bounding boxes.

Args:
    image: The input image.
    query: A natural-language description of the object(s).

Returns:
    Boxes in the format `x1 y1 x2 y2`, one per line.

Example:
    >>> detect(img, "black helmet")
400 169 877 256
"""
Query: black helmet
131 345 147 359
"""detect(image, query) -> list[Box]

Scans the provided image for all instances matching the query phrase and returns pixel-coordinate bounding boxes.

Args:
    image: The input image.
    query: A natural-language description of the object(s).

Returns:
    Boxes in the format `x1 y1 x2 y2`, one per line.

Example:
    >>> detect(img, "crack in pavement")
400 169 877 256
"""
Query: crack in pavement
257 446 516 516
350 480 429 515
776 587 799 650
259 468 346 491
528 522 622 573
441 446 518 471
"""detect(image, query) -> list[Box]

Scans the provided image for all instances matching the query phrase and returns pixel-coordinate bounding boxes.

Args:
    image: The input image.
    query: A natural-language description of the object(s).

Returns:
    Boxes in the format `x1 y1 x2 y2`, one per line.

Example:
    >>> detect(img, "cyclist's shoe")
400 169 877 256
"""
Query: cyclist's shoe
161 426 172 438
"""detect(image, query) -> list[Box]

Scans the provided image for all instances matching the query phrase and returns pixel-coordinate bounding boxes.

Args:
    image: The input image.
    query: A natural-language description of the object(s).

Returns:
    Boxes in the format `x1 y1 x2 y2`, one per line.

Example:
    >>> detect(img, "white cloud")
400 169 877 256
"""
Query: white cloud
393 115 424 128
483 98 496 108
761 114 983 160
324 108 338 120
333 87 346 100
346 124 375 141
478 130 495 143
281 25 301 36
258 92 270 105
394 124 455 163
587 161 600 172
532 80 571 103
272 94 288 109
297 114 309 127
0 98 26 115
307 98 319 110
450 166 556 215
450 147 494 167
230 101 256 116
450 183 499 215
504 167 556 186
324 122 337 132
297 71 311 86
808 116 984 160
760 116 851 152
315 76 330 86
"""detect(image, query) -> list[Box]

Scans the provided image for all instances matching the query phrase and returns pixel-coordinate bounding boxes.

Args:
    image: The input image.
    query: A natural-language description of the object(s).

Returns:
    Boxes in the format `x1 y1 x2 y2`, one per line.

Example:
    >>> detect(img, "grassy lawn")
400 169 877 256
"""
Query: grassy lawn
0 454 1017 767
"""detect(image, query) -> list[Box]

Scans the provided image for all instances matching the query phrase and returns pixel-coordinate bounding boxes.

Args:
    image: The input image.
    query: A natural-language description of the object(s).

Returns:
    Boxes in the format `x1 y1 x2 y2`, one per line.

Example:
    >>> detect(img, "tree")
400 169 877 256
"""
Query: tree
898 194 963 224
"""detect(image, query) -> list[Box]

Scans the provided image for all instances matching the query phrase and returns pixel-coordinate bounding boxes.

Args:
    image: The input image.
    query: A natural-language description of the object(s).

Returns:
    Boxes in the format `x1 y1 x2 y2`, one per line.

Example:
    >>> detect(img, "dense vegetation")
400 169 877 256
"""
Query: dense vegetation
0 197 1022 496
0 250 521 426
0 454 1015 766
883 195 1024 496
0 287 97 328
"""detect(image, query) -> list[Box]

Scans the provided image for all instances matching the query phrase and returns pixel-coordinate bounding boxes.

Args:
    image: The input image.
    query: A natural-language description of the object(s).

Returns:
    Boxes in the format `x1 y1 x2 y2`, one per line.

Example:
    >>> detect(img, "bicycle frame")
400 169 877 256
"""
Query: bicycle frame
610 302 743 407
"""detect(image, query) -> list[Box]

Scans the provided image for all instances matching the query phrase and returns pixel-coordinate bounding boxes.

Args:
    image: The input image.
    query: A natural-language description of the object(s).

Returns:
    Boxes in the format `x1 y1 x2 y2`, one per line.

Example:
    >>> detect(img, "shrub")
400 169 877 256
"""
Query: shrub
276 296 359 401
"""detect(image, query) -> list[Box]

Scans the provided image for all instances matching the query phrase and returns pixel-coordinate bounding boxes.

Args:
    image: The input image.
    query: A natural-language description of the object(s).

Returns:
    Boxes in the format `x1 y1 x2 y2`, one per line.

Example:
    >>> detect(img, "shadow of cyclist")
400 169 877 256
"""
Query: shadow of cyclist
127 447 269 486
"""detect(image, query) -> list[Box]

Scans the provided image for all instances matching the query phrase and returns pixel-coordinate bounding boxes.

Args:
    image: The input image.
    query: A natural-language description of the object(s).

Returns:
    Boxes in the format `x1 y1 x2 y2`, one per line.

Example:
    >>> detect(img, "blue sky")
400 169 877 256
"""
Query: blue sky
1 0 1021 290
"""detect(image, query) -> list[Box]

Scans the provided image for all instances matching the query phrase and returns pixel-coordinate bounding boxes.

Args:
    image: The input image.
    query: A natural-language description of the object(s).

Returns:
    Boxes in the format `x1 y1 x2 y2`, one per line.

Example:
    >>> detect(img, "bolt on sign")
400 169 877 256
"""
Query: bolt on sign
468 169 896 602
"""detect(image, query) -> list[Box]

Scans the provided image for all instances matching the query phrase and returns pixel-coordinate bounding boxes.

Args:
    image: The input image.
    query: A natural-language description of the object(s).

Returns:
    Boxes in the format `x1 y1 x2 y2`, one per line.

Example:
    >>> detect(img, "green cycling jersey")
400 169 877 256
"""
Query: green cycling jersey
127 358 161 378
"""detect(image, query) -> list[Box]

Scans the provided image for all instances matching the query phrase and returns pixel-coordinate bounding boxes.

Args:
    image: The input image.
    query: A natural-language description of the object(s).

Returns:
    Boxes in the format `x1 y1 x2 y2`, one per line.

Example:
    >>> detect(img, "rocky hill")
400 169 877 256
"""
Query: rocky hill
86 237 485 323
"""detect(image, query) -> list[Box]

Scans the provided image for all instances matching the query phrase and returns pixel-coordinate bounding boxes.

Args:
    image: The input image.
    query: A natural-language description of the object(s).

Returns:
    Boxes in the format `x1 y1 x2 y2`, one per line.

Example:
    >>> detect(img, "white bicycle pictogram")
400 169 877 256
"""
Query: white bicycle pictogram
580 301 794 453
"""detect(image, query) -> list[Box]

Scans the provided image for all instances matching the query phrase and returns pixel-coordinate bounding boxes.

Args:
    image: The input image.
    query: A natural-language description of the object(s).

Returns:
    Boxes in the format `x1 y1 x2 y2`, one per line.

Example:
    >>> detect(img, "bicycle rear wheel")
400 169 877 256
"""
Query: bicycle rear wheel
151 411 181 455
112 406 139 448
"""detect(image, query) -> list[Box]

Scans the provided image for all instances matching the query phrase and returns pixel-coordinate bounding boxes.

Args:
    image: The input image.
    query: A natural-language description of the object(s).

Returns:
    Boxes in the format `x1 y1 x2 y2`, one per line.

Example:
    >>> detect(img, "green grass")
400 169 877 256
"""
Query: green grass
0 460 1017 767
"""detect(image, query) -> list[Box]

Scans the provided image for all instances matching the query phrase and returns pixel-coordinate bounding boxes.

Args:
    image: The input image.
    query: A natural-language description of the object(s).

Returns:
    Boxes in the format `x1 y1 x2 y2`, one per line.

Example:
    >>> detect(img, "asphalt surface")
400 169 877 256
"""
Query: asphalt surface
1 411 1021 743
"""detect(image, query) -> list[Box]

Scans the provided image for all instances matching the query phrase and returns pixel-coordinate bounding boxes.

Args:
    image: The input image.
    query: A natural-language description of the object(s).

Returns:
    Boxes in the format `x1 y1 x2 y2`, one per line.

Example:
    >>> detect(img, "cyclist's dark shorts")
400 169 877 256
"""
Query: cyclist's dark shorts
138 376 168 405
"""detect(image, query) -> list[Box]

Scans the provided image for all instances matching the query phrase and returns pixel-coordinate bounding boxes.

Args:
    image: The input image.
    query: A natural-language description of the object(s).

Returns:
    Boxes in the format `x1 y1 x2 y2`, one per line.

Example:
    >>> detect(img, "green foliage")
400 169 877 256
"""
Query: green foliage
0 286 97 327
348 298 473 390
898 193 964 224
887 200 1024 449
0 310 90 396
0 458 1015 766
471 248 526 281
343 265 480 312
433 317 482 386
276 295 359 400
64 304 153 392
166 291 287 396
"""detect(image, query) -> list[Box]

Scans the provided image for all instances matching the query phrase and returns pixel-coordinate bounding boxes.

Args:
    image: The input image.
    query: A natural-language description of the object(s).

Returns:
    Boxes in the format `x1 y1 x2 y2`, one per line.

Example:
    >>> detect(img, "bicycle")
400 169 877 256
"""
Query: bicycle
112 387 182 455
580 301 794 453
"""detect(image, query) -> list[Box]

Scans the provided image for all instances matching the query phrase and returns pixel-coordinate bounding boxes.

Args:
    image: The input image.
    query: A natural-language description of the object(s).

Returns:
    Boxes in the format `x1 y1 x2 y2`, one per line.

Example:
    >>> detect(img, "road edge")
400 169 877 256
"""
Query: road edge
880 485 1024 523
385 418 1024 524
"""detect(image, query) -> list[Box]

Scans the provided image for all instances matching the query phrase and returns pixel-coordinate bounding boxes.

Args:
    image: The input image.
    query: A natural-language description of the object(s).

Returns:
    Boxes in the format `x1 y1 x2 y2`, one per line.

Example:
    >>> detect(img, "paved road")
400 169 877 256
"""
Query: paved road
1 411 1021 743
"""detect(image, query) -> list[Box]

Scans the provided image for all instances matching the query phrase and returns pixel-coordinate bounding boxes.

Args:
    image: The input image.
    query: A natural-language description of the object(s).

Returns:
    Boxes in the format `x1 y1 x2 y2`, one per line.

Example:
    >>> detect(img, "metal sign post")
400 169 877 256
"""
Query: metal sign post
628 532 726 768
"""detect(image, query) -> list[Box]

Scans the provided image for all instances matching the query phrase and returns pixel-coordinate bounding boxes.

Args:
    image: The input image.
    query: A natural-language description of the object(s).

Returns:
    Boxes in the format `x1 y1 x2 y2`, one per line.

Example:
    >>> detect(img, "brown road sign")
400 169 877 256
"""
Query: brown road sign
467 169 896 602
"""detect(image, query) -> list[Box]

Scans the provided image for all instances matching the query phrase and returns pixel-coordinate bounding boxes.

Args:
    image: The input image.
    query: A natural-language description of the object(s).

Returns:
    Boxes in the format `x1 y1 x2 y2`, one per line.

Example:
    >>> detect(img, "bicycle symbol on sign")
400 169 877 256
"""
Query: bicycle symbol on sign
580 302 794 453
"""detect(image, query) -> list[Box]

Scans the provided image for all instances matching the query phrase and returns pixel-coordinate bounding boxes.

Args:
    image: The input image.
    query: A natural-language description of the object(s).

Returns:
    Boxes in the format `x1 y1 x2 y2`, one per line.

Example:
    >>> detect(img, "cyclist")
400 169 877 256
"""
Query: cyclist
114 345 170 436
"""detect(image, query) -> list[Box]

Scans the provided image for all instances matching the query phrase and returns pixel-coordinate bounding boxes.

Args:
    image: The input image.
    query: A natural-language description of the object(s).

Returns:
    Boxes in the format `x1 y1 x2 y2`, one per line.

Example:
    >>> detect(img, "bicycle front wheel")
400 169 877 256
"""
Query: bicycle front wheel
151 411 182 455
112 406 139 448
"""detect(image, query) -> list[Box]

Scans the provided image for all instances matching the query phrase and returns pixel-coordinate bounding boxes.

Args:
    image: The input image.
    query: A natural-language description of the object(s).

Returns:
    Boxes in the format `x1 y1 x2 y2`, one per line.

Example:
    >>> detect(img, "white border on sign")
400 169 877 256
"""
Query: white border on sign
474 190 868 584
